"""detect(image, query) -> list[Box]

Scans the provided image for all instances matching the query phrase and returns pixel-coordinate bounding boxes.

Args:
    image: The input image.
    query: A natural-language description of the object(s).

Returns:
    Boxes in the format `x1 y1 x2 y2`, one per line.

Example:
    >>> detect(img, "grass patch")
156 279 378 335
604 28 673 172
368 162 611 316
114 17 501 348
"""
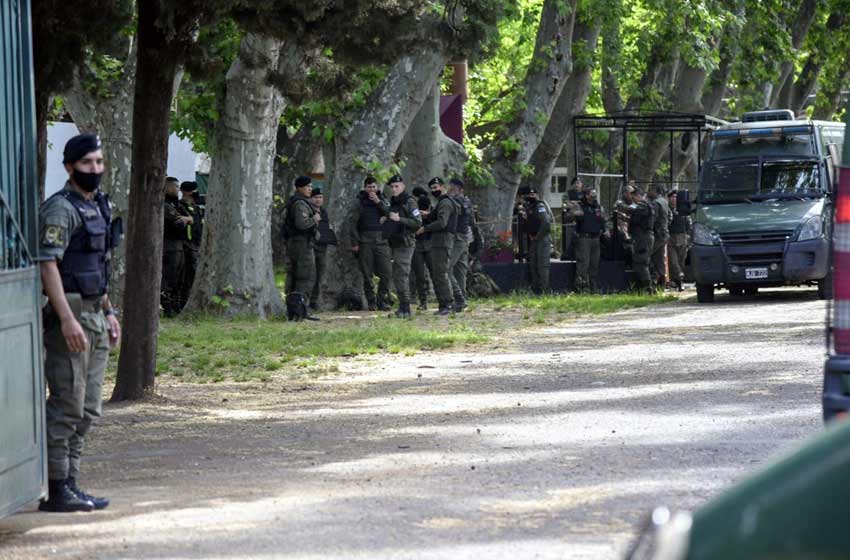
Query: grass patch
152 315 486 382
483 291 675 315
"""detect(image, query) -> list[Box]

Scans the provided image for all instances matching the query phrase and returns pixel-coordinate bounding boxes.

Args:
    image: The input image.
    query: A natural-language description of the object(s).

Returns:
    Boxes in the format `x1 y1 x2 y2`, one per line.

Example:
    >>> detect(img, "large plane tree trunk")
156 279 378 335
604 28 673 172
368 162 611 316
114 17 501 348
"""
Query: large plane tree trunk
475 0 577 241
322 45 450 304
187 33 286 317
63 40 137 310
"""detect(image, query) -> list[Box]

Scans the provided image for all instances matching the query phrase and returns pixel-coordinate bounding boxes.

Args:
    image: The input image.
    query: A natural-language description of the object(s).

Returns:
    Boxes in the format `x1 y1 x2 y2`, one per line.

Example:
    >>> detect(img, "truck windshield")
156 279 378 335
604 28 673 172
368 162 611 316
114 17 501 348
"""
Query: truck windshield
710 133 815 159
700 159 821 204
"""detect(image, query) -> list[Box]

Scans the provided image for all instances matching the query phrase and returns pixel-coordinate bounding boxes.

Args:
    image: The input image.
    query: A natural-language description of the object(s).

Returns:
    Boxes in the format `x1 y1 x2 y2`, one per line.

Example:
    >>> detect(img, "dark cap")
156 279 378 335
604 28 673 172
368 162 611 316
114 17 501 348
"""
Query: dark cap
294 176 312 188
428 176 444 187
412 186 428 198
387 174 403 185
449 177 464 188
310 188 323 196
517 186 531 195
364 176 378 186
166 176 180 184
63 133 102 164
180 181 197 192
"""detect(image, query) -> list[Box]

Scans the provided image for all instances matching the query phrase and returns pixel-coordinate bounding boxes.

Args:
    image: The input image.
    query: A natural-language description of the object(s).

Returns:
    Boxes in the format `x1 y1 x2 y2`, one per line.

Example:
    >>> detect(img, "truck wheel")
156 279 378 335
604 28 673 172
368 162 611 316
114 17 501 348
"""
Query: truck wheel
744 287 758 296
696 284 715 303
729 287 744 296
818 268 833 300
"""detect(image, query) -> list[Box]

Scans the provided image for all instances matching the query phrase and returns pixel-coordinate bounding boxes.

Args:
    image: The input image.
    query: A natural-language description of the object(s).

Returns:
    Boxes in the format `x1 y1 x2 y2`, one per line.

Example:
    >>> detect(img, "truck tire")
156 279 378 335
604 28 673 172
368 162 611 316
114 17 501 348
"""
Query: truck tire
818 268 833 300
696 284 715 303
729 287 744 296
744 287 758 296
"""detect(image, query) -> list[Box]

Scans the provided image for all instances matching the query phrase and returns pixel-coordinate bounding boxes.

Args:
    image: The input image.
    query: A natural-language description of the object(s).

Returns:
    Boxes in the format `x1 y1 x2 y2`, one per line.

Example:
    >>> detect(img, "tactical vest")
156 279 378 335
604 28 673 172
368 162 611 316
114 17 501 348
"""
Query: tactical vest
455 195 471 235
358 196 385 232
57 191 110 298
577 201 606 236
316 208 337 246
438 195 458 234
628 201 654 236
669 210 689 234
284 196 316 238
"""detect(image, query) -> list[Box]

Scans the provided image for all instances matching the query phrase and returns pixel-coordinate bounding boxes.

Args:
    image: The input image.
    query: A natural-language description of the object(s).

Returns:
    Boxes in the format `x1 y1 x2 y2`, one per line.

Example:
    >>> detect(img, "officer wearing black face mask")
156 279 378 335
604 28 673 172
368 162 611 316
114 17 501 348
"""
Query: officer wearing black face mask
38 133 121 513
162 177 192 315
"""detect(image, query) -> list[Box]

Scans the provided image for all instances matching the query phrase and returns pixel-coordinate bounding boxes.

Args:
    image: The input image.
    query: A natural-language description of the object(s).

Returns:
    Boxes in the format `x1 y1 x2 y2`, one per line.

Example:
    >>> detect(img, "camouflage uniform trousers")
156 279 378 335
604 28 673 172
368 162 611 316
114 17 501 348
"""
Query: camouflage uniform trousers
44 298 109 480
667 233 689 283
358 242 393 306
285 236 316 304
632 232 654 290
391 245 415 306
431 239 455 310
449 236 469 306
528 235 551 294
410 249 434 306
161 245 184 316
311 245 328 306
650 234 669 285
574 236 601 291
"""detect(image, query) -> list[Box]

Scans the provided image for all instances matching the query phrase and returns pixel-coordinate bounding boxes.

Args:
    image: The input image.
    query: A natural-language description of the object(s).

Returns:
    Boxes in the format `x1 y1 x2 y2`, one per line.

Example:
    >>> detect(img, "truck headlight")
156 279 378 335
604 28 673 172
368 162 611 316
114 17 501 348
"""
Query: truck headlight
797 216 823 241
693 223 718 246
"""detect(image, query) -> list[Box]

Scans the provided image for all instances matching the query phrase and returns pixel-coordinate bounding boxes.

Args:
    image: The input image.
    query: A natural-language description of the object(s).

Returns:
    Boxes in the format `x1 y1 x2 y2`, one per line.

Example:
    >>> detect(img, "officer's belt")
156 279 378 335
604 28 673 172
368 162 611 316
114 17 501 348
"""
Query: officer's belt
80 297 103 313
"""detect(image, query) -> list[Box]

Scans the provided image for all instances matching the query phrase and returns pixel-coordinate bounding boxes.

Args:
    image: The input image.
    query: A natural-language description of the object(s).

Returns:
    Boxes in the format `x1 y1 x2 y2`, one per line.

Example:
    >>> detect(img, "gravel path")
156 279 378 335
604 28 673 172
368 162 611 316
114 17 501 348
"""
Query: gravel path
0 289 826 559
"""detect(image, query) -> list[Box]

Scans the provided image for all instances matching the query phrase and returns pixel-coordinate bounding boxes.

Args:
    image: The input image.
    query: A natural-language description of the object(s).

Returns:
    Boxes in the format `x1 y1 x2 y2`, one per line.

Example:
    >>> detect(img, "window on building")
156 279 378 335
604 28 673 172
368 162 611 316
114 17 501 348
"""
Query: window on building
550 168 569 194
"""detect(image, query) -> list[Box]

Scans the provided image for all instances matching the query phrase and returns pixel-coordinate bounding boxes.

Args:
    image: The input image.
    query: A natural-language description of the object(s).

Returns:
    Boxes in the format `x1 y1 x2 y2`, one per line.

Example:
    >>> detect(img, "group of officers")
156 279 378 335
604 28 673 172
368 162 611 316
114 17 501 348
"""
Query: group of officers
516 176 693 294
161 177 205 316
283 174 480 319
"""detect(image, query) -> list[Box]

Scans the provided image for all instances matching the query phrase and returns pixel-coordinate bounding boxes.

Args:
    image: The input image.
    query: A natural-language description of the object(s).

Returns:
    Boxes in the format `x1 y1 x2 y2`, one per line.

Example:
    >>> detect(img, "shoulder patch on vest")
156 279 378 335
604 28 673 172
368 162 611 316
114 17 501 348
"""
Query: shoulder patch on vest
412 208 421 216
538 206 546 213
42 225 66 247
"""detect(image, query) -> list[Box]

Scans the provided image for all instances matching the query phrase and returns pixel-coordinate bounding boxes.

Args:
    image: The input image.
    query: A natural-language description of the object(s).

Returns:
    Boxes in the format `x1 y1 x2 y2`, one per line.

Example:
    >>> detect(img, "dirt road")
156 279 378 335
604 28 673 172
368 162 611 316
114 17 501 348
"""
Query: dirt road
0 289 826 559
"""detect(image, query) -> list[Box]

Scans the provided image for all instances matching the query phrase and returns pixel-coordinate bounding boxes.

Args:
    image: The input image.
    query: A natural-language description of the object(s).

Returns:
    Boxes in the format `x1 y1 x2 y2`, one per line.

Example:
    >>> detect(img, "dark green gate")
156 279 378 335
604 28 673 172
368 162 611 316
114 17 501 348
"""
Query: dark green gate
0 0 47 518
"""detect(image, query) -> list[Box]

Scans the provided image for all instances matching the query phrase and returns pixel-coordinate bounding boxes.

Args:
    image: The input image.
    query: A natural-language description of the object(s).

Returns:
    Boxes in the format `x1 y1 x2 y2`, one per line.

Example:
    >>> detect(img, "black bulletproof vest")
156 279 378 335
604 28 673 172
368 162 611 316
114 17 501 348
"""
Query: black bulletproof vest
438 195 458 233
358 194 384 232
316 208 337 245
455 195 471 234
577 201 606 235
58 191 109 298
628 201 654 236
284 195 316 238
669 209 689 234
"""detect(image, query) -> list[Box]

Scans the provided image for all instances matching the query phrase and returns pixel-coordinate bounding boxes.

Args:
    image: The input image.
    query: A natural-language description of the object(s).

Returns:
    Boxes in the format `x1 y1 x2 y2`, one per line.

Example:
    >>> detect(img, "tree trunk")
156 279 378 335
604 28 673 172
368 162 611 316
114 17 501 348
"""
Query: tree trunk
476 0 577 240
812 65 850 120
528 15 602 192
397 84 466 190
112 3 192 401
63 40 137 311
322 44 451 303
187 33 285 317
772 0 819 109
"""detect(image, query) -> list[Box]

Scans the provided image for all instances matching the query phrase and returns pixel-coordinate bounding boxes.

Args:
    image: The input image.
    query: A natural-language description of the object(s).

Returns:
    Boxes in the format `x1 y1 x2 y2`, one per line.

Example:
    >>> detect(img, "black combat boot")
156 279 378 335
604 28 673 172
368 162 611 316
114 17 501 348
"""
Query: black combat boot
67 477 110 510
417 300 427 311
453 299 467 313
39 479 95 512
434 306 451 316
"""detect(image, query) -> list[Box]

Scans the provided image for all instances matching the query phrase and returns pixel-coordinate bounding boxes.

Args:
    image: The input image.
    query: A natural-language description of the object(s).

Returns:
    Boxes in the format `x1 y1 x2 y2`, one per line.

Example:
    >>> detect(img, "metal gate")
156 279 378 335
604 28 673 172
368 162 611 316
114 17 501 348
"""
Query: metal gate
0 0 47 518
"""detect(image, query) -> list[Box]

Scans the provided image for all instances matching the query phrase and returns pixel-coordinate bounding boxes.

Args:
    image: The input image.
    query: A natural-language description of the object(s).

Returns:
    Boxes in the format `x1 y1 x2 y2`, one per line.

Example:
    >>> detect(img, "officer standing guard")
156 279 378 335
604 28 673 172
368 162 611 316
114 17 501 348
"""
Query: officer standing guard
178 181 203 309
648 185 670 289
418 177 457 315
667 191 692 291
521 186 552 294
618 186 655 291
574 187 608 292
383 175 422 318
283 176 320 317
38 133 121 512
410 186 435 310
448 177 473 312
162 177 192 316
309 187 337 311
349 177 393 311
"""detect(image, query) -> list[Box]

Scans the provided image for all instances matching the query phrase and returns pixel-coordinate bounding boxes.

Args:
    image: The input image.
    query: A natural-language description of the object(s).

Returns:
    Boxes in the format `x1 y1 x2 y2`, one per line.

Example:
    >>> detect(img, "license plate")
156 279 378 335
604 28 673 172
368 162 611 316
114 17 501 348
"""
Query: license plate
745 267 768 279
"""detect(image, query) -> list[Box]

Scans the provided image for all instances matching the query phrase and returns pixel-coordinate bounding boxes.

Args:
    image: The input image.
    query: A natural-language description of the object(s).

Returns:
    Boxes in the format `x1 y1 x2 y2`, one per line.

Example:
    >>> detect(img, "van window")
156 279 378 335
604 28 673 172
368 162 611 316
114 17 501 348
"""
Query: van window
710 133 816 160
700 159 822 204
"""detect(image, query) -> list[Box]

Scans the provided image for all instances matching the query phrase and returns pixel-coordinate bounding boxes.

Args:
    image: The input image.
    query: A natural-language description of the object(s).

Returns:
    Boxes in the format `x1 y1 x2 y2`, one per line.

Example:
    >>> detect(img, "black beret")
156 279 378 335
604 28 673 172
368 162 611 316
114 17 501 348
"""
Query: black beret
449 177 464 188
517 186 531 195
294 176 312 188
411 186 428 198
428 176 444 187
180 181 197 192
527 186 538 194
387 174 403 185
310 188 323 196
364 176 378 186
63 133 102 164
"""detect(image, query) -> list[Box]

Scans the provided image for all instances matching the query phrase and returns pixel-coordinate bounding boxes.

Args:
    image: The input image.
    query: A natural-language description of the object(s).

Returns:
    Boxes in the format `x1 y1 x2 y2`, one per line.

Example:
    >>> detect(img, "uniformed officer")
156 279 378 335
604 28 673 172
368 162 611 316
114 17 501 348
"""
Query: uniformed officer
161 177 191 316
410 186 435 310
178 181 203 309
574 187 608 292
349 177 393 311
383 175 422 318
38 133 121 512
309 188 337 311
283 176 320 312
618 187 655 291
521 186 552 294
448 178 473 312
418 177 457 315
667 191 692 291
648 185 670 289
